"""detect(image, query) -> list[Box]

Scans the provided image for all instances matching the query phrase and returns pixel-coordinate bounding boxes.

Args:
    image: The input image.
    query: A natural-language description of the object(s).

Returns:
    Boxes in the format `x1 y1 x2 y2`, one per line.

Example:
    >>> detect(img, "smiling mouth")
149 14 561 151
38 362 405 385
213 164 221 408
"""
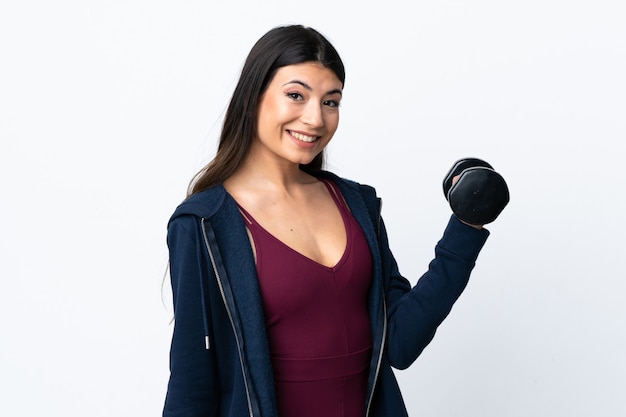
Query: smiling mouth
289 131 319 143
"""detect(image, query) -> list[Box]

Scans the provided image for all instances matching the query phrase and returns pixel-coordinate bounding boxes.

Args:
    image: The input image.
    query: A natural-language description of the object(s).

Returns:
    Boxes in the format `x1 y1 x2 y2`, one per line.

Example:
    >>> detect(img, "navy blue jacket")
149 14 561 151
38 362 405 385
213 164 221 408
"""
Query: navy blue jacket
163 172 489 416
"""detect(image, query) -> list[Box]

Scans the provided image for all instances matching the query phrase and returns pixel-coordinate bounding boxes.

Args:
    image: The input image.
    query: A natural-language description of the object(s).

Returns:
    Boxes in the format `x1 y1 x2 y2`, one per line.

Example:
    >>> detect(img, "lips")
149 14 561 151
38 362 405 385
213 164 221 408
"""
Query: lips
289 130 319 143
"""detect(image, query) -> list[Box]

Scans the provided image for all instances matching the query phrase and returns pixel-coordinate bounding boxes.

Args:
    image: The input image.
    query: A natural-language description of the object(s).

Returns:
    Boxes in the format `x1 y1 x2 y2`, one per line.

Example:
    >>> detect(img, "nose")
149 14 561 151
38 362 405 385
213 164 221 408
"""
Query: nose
301 101 324 128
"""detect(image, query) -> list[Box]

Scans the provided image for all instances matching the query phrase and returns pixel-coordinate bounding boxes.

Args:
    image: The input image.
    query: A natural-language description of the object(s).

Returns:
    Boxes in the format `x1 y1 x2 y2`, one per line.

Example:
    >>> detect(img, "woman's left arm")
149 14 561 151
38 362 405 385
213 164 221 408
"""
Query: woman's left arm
381 214 490 370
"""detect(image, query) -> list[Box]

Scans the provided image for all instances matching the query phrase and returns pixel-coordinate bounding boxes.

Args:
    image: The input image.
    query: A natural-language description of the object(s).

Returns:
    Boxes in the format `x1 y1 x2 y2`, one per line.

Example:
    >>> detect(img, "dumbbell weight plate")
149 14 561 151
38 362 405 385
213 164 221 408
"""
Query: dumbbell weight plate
442 158 494 199
448 166 510 225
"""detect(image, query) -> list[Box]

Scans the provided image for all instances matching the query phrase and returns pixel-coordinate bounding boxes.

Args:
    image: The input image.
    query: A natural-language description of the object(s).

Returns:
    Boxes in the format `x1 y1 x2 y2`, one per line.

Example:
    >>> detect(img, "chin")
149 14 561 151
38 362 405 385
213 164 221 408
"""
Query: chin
294 153 322 167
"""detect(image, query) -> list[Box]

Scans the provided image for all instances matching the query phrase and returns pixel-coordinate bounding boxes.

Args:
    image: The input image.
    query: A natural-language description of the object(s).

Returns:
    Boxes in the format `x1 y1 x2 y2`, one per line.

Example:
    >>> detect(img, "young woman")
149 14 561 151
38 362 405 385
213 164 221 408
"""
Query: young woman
163 25 491 417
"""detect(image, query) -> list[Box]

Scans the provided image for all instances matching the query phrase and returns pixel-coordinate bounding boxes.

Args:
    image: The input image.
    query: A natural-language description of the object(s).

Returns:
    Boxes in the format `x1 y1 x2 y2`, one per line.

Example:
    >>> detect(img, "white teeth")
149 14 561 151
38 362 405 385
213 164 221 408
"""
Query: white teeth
290 131 318 143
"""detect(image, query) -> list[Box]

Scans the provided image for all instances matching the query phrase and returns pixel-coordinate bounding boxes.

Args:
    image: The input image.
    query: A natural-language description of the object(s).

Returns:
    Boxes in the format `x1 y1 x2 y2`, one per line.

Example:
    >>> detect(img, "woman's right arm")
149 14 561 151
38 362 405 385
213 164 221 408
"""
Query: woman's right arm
163 217 219 417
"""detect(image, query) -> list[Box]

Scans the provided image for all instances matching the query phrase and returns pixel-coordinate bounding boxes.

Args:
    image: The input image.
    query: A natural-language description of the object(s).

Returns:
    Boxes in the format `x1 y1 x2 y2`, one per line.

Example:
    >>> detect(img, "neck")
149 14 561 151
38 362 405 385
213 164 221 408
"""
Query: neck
226 153 317 195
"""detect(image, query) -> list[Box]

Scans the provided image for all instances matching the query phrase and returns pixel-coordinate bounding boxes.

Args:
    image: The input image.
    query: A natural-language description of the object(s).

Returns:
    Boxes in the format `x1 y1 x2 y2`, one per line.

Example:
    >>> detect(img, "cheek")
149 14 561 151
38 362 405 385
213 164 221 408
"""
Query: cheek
257 101 281 135
326 112 340 134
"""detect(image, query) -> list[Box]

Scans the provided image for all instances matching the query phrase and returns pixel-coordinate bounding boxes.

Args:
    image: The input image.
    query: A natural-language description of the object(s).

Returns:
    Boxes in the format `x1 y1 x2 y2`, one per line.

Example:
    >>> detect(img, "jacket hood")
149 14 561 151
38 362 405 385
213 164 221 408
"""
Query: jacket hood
168 184 228 227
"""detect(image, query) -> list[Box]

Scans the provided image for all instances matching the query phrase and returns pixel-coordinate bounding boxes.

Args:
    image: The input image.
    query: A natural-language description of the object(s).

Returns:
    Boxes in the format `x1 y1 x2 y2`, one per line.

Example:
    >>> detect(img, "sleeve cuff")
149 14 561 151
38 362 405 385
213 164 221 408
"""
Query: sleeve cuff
438 214 490 261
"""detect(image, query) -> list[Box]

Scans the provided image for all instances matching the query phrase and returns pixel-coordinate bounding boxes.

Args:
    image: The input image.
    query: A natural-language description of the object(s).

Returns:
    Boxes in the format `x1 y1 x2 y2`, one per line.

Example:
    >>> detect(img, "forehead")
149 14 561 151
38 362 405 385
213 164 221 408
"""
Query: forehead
270 62 343 91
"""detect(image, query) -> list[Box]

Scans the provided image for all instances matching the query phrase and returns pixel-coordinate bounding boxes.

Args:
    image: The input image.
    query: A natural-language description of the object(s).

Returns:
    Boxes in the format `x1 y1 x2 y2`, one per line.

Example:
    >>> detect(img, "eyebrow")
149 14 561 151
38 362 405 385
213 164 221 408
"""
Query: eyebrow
282 79 342 96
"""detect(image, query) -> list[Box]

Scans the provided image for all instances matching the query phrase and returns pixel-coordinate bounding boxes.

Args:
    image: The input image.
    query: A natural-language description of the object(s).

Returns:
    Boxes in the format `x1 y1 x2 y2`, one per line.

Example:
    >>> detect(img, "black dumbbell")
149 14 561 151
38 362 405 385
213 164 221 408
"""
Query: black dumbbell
443 158 510 225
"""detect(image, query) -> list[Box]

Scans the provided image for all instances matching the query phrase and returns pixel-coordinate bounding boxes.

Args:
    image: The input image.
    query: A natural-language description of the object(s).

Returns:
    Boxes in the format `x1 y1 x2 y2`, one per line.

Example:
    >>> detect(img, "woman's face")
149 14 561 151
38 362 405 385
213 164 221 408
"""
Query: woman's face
253 61 343 167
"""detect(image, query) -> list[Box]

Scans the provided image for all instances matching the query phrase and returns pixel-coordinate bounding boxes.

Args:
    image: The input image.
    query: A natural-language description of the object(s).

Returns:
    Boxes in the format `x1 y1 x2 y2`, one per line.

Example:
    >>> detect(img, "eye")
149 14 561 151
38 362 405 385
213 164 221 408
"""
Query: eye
285 91 304 101
324 99 341 108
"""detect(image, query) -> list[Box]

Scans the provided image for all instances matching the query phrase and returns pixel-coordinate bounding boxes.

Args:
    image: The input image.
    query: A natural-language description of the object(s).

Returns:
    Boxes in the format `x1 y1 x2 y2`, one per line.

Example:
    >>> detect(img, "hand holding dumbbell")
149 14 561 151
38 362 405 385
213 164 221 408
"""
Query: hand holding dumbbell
443 158 510 226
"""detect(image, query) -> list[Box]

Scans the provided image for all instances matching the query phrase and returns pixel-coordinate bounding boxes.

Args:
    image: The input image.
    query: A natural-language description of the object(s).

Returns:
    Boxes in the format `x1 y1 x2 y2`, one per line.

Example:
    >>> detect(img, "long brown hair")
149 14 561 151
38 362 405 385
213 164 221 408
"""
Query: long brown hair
187 25 346 196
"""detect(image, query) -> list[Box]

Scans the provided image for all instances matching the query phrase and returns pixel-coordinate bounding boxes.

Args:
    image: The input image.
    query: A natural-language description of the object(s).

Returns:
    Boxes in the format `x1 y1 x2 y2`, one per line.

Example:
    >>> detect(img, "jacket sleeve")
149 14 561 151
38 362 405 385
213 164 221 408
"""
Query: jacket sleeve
382 214 489 370
163 216 219 417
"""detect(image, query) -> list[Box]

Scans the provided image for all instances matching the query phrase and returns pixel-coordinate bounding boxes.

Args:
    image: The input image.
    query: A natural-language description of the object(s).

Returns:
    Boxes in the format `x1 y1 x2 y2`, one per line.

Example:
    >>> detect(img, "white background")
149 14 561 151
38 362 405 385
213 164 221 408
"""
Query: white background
1 1 625 416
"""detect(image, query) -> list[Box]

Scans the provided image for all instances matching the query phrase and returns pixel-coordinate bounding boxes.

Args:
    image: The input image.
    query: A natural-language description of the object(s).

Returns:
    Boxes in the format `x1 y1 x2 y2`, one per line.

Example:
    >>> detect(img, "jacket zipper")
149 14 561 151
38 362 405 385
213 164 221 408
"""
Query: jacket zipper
365 197 385 417
201 218 255 417
365 295 387 417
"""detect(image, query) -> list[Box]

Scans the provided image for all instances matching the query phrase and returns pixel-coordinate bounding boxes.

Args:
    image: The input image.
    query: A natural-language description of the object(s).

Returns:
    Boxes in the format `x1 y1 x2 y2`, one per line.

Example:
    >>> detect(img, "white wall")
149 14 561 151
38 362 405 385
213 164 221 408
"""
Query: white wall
1 1 624 416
